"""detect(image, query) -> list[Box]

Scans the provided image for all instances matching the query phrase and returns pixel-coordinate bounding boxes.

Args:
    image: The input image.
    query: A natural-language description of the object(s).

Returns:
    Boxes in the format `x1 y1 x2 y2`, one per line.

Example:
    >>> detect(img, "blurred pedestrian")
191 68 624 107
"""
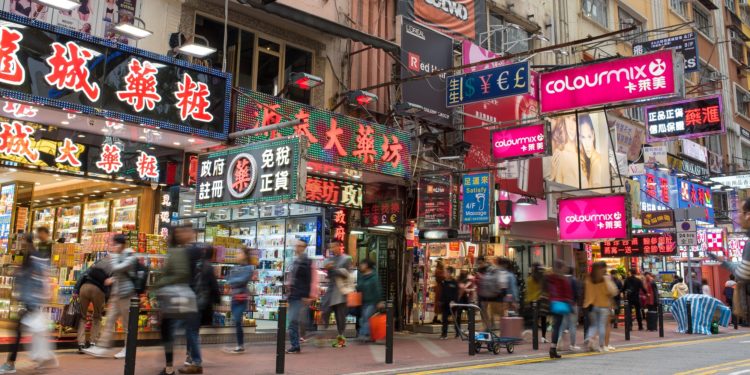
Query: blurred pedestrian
433 259 445 324
671 277 689 299
583 262 617 352
224 247 254 355
455 270 475 336
356 259 382 342
725 275 736 307
73 257 111 353
624 269 646 331
181 244 220 373
525 263 549 342
547 260 573 359
35 227 53 259
321 241 353 347
609 269 623 329
439 267 459 339
701 278 712 297
287 239 312 353
84 234 135 359
560 266 580 351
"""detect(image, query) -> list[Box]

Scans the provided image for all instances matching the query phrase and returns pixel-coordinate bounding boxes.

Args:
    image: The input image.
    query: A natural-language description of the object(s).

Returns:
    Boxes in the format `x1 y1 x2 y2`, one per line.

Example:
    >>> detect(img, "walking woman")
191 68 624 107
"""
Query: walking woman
547 260 573 359
583 262 618 352
226 247 255 353
525 263 549 343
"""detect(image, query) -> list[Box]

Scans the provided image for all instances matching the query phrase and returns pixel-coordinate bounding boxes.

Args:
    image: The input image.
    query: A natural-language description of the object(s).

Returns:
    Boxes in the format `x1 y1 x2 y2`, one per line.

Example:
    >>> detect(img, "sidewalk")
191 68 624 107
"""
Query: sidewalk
7 322 750 375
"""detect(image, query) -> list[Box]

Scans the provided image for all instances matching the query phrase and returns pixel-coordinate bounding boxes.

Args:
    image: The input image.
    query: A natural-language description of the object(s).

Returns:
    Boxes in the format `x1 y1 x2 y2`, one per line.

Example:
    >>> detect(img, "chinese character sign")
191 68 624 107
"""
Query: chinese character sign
491 123 548 161
305 176 363 209
0 14 231 140
446 62 530 107
645 95 723 142
461 172 492 224
677 179 714 223
331 208 348 243
540 50 680 113
600 233 677 257
363 200 402 227
634 168 677 213
195 137 303 209
558 195 629 241
234 88 411 178
640 210 675 229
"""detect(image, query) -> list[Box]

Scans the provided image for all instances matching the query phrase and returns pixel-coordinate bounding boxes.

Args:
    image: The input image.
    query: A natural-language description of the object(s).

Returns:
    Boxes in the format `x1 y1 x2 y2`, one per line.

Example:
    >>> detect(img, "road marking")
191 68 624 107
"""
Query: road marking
399 333 750 375
728 370 750 375
418 339 450 358
674 359 750 375
370 344 385 363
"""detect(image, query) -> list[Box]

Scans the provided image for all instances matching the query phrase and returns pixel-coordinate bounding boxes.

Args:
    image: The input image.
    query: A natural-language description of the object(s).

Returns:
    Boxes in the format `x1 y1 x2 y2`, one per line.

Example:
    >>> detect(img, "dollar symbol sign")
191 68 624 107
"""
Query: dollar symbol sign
463 77 476 98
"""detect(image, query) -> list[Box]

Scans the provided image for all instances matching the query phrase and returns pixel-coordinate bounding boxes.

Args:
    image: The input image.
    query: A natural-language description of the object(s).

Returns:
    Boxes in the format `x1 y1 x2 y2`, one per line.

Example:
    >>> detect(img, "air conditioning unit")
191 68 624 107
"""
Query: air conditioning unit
708 71 723 81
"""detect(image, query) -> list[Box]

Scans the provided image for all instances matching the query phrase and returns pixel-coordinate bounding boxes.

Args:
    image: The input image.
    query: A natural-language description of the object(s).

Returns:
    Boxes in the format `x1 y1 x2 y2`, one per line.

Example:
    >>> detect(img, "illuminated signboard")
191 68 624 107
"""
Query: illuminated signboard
331 208 348 243
711 174 750 189
491 123 549 161
677 178 714 222
363 200 402 227
418 173 454 229
0 12 231 140
634 167 677 213
234 88 411 179
305 175 363 209
195 137 304 209
557 195 629 241
641 210 675 229
446 61 530 107
645 95 724 142
461 172 492 224
601 233 677 257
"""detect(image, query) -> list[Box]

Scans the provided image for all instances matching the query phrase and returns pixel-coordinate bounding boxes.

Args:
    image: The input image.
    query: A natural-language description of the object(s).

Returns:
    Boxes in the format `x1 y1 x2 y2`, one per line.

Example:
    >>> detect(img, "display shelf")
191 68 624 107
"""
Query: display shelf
55 205 81 244
32 207 55 233
112 197 138 232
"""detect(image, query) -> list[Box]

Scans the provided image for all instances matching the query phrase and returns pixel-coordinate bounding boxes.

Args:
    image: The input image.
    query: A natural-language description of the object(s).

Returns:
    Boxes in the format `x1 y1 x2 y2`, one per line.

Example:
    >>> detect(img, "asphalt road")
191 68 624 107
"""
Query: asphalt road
400 333 750 375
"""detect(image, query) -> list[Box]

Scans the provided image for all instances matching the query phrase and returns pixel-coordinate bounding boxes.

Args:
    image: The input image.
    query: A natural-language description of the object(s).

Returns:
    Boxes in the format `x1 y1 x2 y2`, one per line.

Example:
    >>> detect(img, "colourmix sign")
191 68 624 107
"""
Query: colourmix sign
540 50 683 114
557 195 628 241
491 123 549 161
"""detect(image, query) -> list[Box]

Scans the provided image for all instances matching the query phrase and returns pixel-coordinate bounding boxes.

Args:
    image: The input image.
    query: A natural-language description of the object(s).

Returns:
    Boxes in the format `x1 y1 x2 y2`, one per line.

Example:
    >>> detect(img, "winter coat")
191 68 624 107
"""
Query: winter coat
357 271 381 305
109 248 136 298
288 254 312 301
227 265 254 298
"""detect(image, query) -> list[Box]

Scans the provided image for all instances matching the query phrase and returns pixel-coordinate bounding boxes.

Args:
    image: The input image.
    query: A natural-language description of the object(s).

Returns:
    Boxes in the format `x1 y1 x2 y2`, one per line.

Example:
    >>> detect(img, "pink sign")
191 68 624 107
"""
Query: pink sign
491 123 547 160
540 50 678 114
558 195 628 241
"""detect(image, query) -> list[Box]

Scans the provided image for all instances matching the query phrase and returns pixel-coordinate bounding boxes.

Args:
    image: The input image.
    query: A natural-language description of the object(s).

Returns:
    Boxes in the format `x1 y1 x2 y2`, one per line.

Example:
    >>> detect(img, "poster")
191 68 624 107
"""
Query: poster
51 0 99 35
5 0 51 22
609 116 645 162
544 112 611 189
101 0 138 45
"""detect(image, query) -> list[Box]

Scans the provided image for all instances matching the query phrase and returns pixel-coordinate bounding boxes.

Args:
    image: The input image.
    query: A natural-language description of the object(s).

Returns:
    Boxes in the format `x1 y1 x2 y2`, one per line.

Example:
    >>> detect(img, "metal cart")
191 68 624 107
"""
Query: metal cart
449 302 523 354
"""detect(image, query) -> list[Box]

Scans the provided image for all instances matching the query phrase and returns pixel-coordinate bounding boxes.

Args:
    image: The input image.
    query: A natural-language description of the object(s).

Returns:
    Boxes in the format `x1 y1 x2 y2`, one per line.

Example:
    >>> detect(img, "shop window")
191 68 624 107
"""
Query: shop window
670 0 689 18
194 15 239 73
618 6 645 44
737 85 750 117
697 63 720 92
742 145 750 168
237 30 256 90
257 40 281 96
582 0 609 28
694 6 713 38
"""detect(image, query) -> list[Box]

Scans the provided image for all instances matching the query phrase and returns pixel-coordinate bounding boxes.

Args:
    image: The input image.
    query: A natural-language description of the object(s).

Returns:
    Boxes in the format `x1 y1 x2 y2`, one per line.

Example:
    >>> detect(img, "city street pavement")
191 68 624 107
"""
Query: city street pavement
4 322 749 375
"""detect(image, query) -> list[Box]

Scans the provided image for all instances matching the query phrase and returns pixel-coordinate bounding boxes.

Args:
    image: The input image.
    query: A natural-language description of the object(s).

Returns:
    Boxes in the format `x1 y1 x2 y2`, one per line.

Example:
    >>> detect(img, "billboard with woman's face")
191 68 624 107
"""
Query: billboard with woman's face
544 112 611 189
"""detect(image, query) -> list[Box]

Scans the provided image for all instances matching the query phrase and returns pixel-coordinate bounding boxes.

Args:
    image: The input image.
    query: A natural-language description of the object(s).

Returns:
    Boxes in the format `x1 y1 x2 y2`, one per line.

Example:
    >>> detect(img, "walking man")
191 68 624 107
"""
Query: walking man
321 241 353 347
287 239 312 353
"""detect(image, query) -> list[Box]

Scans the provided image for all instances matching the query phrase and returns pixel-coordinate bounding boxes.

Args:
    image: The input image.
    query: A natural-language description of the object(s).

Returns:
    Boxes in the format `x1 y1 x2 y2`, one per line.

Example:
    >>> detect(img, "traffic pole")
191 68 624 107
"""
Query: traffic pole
468 307 475 356
658 303 664 338
276 300 287 374
531 301 538 350
123 297 140 375
624 297 631 341
386 300 394 364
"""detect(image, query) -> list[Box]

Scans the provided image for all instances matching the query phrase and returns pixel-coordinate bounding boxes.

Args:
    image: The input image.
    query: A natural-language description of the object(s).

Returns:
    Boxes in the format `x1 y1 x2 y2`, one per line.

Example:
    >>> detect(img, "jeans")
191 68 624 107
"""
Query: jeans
551 313 564 346
586 307 609 348
561 307 577 347
288 299 306 350
161 318 176 366
359 303 376 339
232 300 247 347
184 314 202 366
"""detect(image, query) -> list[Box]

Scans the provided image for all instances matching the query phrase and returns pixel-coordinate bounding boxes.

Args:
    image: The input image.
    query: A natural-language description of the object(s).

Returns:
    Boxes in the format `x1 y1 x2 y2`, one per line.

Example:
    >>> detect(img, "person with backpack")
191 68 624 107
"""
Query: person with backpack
439 267 459 339
225 247 255 355
559 266 581 351
479 258 514 330
547 260 574 359
84 234 136 360
73 258 112 353
181 245 220 373
623 269 647 331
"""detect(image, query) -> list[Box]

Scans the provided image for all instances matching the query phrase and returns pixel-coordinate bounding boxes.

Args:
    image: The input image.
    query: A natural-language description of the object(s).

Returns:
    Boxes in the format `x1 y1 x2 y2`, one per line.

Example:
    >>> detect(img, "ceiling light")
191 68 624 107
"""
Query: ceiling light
329 171 337 175
19 186 23 188
77 193 84 196
183 199 192 203
93 190 101 193
288 72 324 90
690 178 701 183
55 178 62 181
187 138 196 143
149 147 155 150
173 142 181 146
102 128 109 133
111 187 118 190
176 35 216 58
676 172 687 177
350 230 364 235
33 200 39 203
35 182 40 185
47 197 53 200
33 0 80 11
53 174 59 177
306 166 313 170
77 134 85 138
113 18 152 40
372 225 396 231
129 184 137 187
62 195 68 198
352 175 361 179
8 168 16 172
139 136 146 140
61 121 69 125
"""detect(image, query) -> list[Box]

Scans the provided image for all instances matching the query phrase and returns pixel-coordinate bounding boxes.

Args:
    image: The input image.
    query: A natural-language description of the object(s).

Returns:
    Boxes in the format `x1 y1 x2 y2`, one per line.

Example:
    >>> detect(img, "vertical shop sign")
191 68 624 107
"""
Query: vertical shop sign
305 176 363 209
157 186 179 238
331 208 348 243
461 172 492 224
363 201 402 227
0 184 13 251
418 173 454 229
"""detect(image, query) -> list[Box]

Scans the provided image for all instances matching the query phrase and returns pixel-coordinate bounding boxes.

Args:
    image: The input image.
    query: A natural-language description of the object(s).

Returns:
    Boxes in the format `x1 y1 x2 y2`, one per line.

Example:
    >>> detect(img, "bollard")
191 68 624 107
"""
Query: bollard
276 300 287 374
624 299 631 341
658 303 664 338
468 308 475 356
734 312 739 330
531 301 538 351
686 300 693 334
123 297 140 375
386 300 394 364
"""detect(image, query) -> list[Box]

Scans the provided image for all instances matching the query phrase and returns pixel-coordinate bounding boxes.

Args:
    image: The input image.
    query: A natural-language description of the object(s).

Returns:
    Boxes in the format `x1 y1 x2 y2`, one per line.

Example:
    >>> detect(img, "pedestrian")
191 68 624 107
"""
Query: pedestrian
689 272 702 294
287 239 312 354
223 247 255 355
525 263 549 343
439 266 459 340
701 278 712 297
455 270 474 336
73 258 112 353
547 260 573 359
644 272 659 332
433 259 445 324
35 226 53 259
0 234 57 374
321 241 353 347
716 198 750 281
356 259 382 342
479 258 514 330
84 234 136 359
181 244 220 373
623 269 647 331
583 262 617 352
153 225 200 375
725 275 737 307
671 276 689 299
609 270 623 329
559 266 580 351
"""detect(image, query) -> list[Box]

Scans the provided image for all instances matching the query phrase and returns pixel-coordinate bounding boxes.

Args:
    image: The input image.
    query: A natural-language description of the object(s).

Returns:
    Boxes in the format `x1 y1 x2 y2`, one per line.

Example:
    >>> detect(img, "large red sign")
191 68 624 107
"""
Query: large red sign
305 176 363 209
601 233 677 257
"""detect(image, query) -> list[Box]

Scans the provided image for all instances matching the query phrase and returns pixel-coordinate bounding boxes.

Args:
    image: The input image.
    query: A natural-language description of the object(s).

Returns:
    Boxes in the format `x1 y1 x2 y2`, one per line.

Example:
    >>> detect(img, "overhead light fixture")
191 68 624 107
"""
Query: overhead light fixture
554 48 569 56
372 225 396 231
113 17 153 40
176 35 216 58
711 184 724 190
289 72 324 90
535 34 550 42
702 180 714 186
61 121 69 125
350 230 364 235
33 0 80 11
345 90 378 107
676 172 687 177
393 102 425 115
516 196 538 206
77 134 86 138
690 178 701 183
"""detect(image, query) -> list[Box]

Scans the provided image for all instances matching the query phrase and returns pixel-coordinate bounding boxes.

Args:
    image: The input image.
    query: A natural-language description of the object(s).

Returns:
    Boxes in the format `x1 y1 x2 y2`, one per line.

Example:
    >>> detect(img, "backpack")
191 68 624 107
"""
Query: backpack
194 260 217 311
479 268 508 300
131 261 150 295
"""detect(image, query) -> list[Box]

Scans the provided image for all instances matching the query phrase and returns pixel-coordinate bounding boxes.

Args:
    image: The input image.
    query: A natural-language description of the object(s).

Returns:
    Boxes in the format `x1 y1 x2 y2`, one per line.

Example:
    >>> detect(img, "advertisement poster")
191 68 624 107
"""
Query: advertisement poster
632 32 698 73
558 195 628 242
643 145 668 167
5 0 51 22
609 116 645 162
544 112 611 189
51 0 100 35
398 0 486 41
461 172 492 224
418 173 454 229
101 0 138 45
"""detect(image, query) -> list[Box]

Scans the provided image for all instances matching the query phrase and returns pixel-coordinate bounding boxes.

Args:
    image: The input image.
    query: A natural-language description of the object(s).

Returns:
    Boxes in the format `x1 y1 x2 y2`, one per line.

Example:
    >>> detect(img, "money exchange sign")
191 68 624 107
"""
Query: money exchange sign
446 61 530 107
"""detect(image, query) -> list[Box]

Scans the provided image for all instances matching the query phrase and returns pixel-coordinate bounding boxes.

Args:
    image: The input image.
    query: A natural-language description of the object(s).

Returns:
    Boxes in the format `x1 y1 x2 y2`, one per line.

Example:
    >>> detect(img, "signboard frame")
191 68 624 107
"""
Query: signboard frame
490 122 550 161
644 95 724 143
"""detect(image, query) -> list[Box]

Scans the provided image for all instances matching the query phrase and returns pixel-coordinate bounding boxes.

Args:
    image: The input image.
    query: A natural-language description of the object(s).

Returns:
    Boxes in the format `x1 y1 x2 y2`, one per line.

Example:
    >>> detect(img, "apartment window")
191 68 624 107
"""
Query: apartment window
737 86 750 117
625 107 644 123
698 63 720 92
583 0 609 27
488 13 531 55
670 0 689 18
727 0 736 12
731 32 745 62
742 7 750 24
618 6 646 43
693 6 714 38
195 15 313 104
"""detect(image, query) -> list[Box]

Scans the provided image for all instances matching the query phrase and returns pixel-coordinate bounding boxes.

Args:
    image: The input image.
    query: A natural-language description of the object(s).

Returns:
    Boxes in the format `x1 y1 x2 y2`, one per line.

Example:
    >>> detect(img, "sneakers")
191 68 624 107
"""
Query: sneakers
286 347 301 354
35 356 59 370
114 349 127 359
178 365 203 374
229 347 245 354
541 337 548 343
158 370 175 375
332 335 346 347
570 345 582 351
78 344 87 354
83 346 112 358
606 345 616 351
0 363 15 374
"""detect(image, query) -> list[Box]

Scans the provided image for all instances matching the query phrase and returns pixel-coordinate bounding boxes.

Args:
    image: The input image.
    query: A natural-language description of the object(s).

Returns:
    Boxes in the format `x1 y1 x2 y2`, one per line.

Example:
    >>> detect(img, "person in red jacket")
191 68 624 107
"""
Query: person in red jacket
547 260 573 359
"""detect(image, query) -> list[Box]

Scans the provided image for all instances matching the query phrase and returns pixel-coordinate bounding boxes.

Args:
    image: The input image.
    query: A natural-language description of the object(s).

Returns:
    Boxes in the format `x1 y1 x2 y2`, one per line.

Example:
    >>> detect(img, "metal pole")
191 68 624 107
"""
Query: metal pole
386 300 394 364
123 297 140 375
227 119 303 139
468 307 475 356
624 293 631 341
658 303 664 338
686 300 693 334
531 301 539 350
276 300 287 374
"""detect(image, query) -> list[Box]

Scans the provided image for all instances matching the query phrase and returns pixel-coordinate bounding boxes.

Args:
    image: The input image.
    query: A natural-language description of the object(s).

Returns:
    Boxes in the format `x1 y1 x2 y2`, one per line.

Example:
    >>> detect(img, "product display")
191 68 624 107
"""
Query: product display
55 205 81 244
112 197 138 232
81 201 110 244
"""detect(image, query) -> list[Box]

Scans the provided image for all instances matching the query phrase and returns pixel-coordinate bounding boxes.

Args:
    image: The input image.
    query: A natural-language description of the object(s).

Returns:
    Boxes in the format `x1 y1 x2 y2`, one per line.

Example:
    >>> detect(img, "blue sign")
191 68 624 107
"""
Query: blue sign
446 62 530 107
635 168 678 213
676 178 714 223
461 172 492 224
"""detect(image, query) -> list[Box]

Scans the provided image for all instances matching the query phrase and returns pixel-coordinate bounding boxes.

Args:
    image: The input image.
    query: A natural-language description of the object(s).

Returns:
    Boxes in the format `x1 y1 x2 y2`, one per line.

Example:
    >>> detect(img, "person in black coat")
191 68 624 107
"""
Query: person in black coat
623 269 647 331
440 267 459 339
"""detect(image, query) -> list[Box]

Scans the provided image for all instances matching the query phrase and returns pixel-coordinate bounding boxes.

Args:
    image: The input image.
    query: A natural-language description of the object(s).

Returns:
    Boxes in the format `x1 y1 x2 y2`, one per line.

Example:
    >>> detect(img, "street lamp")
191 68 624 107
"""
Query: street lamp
393 102 425 115
114 17 153 40
33 0 79 11
177 35 217 59
289 72 324 90
346 90 378 107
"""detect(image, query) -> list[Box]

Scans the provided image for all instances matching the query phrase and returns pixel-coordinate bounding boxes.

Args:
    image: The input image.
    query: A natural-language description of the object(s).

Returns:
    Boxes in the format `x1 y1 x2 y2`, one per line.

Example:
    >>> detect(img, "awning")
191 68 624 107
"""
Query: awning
246 2 399 54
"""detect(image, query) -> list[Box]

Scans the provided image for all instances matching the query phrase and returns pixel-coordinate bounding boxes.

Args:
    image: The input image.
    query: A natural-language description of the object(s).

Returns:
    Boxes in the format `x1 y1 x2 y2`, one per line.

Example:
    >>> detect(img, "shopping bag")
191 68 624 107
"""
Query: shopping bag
60 298 81 328
156 284 198 318
347 292 362 307
369 313 386 341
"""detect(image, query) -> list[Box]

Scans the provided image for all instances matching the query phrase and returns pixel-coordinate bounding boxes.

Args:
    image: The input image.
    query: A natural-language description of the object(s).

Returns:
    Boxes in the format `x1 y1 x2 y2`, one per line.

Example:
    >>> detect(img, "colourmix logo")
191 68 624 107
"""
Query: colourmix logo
493 134 544 149
543 58 667 94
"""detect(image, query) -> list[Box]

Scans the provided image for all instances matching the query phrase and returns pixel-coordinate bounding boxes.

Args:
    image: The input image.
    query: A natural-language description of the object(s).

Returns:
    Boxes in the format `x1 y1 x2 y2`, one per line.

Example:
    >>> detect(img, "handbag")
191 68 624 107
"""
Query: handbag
156 284 198 318
347 291 362 307
369 313 386 341
60 298 81 328
550 300 572 315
